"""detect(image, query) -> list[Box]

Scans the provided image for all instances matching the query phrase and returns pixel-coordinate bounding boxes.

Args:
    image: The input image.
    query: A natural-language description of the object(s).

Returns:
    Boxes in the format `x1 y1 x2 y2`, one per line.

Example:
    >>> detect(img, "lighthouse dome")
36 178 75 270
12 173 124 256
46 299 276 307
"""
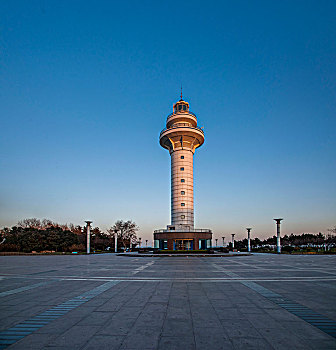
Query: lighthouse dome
173 100 189 114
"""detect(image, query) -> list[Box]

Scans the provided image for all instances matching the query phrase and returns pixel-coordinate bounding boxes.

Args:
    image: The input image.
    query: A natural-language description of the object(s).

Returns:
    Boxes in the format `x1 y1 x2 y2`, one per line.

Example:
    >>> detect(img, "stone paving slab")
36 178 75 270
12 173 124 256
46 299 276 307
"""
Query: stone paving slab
0 254 335 349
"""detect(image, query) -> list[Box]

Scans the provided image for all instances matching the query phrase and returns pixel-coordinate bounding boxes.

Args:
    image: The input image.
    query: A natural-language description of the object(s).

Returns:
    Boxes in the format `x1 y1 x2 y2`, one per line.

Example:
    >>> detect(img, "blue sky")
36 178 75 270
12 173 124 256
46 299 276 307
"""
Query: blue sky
1 0 335 241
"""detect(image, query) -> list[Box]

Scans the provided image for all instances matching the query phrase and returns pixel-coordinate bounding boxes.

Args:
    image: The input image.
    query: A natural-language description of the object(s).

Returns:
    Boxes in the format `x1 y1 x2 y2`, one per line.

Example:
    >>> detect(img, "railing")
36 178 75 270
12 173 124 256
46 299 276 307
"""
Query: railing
160 124 204 137
167 111 197 119
154 228 212 233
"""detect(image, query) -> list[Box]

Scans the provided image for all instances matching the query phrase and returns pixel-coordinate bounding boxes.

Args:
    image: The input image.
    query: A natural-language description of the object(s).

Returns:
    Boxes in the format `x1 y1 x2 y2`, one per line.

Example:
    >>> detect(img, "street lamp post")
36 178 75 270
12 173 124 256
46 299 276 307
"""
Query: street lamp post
145 239 148 247
85 221 92 254
114 229 118 253
274 219 283 254
246 228 252 253
215 238 218 247
222 236 225 247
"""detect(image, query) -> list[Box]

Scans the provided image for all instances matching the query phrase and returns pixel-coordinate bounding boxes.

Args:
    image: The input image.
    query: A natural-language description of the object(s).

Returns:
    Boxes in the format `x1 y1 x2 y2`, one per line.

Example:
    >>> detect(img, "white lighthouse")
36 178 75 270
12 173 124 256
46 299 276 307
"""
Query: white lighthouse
154 93 212 250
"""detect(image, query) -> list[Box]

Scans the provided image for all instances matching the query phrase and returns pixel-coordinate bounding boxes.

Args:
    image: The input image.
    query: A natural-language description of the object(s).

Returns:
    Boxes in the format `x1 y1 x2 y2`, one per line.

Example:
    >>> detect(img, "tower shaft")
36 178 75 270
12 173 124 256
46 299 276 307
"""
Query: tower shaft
171 149 194 229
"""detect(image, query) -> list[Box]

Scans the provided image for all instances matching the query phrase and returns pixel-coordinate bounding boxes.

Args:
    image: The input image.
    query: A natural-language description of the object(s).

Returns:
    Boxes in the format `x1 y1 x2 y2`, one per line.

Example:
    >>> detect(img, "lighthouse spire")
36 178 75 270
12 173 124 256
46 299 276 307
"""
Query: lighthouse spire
180 85 183 101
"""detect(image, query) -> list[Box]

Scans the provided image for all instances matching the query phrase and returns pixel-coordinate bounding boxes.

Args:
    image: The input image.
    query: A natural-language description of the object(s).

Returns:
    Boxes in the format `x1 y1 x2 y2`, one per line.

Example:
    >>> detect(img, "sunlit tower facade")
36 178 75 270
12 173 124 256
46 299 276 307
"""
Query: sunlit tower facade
154 93 212 250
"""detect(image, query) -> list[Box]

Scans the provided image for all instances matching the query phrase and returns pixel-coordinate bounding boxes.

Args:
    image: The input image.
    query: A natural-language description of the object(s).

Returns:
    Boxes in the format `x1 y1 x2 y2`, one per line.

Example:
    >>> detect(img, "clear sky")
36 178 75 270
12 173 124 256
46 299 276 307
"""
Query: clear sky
1 0 335 242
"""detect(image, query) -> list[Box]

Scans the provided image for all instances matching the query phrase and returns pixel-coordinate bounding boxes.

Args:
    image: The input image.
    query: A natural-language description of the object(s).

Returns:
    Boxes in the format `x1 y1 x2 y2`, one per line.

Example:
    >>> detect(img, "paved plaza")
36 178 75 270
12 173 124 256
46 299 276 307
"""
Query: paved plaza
0 254 336 349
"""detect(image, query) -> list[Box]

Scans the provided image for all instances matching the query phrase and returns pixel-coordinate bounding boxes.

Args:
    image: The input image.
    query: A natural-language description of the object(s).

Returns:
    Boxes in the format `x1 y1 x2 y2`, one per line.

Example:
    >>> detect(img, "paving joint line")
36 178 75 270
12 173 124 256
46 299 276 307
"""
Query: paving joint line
0 280 58 298
0 280 120 349
217 266 336 339
131 260 155 275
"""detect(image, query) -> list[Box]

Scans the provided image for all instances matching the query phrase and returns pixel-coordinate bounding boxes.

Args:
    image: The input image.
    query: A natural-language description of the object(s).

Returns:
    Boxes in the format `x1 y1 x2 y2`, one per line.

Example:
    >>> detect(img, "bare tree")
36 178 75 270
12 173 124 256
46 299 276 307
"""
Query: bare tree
327 226 336 236
17 218 81 232
17 218 43 229
41 219 54 228
107 220 139 249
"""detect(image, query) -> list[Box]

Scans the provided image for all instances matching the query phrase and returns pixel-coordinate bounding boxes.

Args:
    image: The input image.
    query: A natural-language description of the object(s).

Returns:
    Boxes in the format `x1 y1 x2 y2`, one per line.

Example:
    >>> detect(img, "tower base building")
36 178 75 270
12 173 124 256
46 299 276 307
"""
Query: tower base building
153 95 212 250
154 230 212 251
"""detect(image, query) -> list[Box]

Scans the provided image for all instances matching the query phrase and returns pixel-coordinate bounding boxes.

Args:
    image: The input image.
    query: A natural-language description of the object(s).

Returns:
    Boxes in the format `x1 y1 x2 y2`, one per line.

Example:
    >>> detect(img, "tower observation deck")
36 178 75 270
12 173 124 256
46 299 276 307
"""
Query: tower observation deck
153 95 212 251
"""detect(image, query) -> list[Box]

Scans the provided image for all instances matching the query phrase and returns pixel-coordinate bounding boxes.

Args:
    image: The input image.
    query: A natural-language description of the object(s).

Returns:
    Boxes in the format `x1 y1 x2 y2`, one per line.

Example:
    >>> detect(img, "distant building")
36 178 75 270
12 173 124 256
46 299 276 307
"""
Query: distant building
153 95 212 250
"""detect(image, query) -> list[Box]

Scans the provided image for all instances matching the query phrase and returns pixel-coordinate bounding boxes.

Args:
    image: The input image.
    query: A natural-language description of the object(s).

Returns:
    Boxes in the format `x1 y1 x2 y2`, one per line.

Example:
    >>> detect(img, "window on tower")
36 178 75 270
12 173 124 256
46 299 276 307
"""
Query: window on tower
181 156 184 159
183 105 186 111
181 215 185 219
181 191 185 195
180 167 184 171
181 203 185 206
181 179 185 183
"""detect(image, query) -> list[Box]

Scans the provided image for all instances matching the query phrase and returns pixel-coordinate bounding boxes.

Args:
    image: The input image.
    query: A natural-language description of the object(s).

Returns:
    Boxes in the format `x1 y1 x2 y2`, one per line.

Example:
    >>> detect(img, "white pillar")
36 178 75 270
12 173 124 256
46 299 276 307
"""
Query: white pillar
247 228 252 252
231 234 235 249
274 219 283 254
85 221 92 254
115 231 118 253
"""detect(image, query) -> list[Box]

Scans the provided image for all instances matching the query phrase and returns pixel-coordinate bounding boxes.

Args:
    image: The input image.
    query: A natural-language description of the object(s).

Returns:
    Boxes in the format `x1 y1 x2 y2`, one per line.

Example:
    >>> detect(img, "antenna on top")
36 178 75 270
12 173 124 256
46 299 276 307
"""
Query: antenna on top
180 85 183 100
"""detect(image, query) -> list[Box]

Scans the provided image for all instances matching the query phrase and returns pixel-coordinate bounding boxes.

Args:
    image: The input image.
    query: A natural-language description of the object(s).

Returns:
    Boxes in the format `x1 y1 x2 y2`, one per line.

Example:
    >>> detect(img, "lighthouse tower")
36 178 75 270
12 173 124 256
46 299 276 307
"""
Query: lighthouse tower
154 93 212 251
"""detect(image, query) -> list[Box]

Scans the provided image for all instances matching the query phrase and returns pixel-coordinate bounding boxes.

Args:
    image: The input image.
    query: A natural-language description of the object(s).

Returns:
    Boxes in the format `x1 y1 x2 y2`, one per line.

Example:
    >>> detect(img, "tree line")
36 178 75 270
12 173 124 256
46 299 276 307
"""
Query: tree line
231 229 336 252
0 218 335 253
0 218 139 253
